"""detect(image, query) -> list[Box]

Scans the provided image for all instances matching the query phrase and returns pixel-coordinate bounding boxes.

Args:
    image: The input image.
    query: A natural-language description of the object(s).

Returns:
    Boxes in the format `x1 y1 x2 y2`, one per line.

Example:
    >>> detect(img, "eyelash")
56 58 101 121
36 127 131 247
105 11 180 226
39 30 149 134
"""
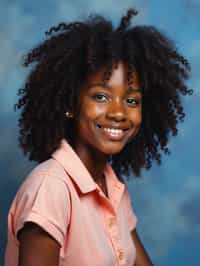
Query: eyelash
92 93 141 106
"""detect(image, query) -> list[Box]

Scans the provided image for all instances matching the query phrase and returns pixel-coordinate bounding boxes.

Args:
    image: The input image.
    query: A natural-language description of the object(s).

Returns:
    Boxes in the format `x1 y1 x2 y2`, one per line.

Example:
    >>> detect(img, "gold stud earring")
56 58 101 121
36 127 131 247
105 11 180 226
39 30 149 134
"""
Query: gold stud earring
65 111 74 119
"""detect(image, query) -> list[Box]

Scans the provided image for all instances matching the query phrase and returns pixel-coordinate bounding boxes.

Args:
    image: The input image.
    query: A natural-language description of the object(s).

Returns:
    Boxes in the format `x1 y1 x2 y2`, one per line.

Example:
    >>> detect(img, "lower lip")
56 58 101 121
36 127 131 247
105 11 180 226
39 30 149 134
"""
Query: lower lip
97 125 129 141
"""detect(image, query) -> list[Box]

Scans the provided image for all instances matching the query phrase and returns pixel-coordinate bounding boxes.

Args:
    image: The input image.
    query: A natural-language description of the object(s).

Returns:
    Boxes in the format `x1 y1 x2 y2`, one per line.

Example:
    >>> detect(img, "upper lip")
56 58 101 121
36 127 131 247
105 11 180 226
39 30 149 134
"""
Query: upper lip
97 123 130 131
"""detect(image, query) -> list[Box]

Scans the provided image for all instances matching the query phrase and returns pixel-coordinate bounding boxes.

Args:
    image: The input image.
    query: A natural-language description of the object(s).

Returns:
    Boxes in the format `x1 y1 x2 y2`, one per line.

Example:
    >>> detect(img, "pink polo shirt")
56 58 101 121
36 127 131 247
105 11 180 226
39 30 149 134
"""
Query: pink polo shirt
5 138 137 266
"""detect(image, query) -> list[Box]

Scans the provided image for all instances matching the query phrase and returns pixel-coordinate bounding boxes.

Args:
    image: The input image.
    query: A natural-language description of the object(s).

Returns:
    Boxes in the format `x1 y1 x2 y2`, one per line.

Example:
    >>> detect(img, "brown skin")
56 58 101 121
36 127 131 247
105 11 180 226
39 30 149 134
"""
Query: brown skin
17 222 60 266
74 62 142 182
18 62 153 265
131 229 154 266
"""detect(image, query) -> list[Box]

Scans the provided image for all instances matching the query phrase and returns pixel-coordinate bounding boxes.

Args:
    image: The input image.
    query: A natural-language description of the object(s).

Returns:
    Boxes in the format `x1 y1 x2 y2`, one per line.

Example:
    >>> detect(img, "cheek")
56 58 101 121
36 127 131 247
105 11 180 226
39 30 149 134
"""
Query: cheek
130 109 142 125
80 101 105 120
77 101 105 134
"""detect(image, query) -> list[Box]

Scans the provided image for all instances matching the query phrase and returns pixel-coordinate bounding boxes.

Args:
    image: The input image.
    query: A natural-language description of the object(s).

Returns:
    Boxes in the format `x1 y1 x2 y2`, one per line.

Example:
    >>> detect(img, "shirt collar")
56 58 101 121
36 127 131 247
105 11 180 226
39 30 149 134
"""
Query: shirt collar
51 138 124 195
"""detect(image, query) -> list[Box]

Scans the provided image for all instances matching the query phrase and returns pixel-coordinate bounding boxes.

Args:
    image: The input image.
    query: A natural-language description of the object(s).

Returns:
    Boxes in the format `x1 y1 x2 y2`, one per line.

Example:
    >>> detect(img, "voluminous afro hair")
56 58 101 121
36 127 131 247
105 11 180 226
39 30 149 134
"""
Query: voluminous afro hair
15 8 193 180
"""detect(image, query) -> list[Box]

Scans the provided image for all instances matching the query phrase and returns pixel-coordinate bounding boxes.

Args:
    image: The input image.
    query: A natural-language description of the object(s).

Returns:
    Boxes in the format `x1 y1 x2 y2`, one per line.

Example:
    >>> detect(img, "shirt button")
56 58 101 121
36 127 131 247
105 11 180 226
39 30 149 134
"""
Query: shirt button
118 249 124 260
108 217 115 227
115 183 121 189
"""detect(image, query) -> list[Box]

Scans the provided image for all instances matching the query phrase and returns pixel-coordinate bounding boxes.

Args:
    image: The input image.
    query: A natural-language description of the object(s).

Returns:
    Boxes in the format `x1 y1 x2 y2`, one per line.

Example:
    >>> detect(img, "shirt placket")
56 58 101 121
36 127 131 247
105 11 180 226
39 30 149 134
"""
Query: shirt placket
105 183 126 266
106 214 126 266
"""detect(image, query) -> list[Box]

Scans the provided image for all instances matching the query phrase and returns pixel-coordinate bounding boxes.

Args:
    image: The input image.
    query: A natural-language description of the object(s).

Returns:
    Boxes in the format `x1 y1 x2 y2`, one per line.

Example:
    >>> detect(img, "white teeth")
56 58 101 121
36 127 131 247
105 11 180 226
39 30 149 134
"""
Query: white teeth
103 128 123 134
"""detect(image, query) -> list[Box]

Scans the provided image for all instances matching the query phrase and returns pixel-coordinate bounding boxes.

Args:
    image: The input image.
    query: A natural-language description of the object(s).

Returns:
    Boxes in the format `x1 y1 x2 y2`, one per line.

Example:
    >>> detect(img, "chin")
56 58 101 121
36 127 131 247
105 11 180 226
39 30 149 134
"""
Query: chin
97 142 126 155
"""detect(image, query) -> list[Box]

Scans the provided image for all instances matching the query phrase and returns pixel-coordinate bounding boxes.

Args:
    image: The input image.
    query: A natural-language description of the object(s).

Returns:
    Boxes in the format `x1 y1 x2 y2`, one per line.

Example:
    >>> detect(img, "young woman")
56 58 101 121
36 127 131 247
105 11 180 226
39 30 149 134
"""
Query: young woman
5 8 192 266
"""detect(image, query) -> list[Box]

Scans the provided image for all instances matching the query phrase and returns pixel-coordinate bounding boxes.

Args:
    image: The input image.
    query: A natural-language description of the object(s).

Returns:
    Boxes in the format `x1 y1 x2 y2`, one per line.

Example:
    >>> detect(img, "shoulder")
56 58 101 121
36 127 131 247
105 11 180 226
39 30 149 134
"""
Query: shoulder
13 158 71 208
23 158 69 188
9 158 72 247
30 158 68 181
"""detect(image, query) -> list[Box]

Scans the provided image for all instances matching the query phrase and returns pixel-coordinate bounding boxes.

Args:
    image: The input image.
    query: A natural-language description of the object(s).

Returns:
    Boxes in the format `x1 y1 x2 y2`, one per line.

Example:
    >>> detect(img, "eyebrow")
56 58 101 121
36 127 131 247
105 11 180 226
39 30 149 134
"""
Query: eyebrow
88 83 142 94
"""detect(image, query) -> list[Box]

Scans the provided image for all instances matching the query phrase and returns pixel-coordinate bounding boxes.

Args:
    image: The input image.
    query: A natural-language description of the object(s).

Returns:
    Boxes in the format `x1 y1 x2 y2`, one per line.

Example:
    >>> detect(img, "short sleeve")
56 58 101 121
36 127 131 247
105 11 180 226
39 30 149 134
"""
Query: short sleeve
124 186 137 232
14 175 71 247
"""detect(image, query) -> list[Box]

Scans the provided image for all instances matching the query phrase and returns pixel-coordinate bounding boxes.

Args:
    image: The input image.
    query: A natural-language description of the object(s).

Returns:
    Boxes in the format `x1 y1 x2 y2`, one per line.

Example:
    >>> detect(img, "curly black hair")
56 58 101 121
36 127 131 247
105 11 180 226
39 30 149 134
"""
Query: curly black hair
14 8 193 180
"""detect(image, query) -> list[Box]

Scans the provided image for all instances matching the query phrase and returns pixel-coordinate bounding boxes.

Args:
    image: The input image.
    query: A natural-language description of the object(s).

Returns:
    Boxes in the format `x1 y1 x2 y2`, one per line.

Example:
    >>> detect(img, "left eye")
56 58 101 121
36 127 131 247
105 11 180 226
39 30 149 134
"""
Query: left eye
126 98 139 105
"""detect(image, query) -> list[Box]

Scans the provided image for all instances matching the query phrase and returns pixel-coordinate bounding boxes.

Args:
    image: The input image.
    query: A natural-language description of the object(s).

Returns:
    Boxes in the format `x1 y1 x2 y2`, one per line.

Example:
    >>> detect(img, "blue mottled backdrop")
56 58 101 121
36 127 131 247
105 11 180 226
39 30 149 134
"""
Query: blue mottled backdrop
0 1 200 265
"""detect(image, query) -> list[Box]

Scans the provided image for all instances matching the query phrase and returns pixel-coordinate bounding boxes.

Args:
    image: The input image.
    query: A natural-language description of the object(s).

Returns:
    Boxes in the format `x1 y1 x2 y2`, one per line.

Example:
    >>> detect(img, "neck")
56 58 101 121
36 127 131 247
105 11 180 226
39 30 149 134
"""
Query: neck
73 142 110 182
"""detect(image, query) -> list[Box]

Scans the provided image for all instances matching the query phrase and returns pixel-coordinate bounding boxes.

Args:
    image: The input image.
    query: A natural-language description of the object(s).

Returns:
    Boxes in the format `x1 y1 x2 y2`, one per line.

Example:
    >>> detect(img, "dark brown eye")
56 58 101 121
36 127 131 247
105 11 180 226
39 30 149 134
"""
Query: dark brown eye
93 94 108 102
126 98 139 106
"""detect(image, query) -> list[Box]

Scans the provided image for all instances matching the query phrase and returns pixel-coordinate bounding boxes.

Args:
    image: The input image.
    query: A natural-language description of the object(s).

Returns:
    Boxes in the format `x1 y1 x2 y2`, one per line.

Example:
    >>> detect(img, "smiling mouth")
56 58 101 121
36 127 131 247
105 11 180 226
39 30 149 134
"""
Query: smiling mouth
96 123 130 140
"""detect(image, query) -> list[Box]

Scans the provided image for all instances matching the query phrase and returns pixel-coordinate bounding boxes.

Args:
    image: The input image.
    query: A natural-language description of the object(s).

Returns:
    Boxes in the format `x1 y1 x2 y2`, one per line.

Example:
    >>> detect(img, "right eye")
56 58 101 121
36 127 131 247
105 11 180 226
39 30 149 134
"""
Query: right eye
93 94 108 102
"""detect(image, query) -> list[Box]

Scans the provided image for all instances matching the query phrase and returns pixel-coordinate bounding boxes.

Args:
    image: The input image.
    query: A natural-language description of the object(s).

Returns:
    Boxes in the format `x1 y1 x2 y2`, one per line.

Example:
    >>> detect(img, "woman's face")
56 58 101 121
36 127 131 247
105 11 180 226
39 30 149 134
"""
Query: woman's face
74 61 142 156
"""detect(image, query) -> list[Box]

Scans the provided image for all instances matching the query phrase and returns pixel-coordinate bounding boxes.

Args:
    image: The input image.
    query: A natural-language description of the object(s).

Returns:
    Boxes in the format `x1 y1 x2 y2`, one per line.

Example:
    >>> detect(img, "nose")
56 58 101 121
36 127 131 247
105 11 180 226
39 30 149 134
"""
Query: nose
106 101 126 122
